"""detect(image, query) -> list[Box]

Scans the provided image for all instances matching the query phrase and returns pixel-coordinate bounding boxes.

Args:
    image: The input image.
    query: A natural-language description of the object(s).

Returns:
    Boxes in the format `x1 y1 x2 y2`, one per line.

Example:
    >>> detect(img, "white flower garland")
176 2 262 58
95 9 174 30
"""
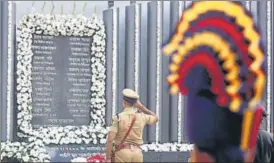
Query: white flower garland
70 143 194 160
71 157 87 162
266 1 272 133
155 1 162 143
245 1 251 11
134 4 140 93
178 95 183 142
0 141 50 162
6 0 13 141
112 8 118 116
177 1 184 143
16 13 107 145
141 143 193 152
185 1 192 8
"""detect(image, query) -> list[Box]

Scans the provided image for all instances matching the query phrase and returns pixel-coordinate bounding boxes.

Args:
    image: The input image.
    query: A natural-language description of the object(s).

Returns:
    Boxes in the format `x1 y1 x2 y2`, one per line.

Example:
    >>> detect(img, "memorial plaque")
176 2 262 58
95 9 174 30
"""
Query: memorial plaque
31 34 92 128
47 145 105 162
47 145 190 162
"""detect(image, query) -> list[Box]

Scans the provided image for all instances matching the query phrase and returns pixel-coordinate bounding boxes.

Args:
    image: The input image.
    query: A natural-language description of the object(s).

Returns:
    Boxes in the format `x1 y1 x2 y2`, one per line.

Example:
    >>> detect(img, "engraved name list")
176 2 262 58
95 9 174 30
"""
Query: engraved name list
31 35 92 128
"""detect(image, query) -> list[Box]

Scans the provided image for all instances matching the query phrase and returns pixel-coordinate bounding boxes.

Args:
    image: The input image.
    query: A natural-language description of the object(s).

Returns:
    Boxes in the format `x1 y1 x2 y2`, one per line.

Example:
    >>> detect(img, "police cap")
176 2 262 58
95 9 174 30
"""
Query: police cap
122 89 139 104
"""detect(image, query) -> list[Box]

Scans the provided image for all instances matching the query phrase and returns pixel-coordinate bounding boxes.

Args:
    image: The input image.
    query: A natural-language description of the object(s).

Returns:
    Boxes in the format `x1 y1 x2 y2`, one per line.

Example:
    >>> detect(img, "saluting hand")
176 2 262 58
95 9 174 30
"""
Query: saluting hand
135 100 143 108
135 100 158 118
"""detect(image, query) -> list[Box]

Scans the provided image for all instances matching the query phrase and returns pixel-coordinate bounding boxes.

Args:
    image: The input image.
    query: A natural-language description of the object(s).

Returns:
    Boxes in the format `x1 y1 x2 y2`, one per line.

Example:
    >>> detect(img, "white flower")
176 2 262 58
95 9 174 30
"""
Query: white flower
30 149 37 156
7 152 13 157
75 129 82 135
71 157 87 162
1 152 7 158
22 155 30 162
100 138 107 144
93 139 98 144
76 138 82 144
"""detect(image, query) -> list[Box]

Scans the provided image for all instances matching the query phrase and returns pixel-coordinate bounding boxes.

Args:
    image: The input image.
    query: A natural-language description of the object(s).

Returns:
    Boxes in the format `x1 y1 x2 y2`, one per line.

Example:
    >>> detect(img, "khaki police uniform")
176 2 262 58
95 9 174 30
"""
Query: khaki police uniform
109 89 158 162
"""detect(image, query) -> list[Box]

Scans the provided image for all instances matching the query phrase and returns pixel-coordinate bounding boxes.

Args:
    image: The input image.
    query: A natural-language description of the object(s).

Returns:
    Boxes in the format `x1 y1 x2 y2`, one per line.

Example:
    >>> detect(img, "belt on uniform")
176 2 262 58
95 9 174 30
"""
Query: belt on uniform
115 143 141 152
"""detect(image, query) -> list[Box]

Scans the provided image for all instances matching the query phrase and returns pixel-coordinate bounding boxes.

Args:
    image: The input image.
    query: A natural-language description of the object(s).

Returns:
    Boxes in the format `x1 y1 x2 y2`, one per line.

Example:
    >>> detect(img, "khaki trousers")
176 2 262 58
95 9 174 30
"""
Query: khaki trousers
114 146 143 162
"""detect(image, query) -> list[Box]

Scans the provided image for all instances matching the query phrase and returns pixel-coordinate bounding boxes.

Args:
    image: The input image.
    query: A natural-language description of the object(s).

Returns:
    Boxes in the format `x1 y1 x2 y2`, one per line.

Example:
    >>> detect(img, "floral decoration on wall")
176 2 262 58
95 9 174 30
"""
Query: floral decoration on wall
0 140 51 162
16 13 107 145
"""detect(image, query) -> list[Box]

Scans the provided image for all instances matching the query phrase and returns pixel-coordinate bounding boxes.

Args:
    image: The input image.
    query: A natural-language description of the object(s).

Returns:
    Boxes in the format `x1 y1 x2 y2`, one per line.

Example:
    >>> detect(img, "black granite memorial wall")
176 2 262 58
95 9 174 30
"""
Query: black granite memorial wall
28 34 106 161
31 34 92 128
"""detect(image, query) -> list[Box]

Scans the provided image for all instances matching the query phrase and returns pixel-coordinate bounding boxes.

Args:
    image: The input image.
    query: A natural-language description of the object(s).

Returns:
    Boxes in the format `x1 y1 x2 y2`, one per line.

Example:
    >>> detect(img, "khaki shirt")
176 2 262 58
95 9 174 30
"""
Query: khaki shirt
109 107 157 145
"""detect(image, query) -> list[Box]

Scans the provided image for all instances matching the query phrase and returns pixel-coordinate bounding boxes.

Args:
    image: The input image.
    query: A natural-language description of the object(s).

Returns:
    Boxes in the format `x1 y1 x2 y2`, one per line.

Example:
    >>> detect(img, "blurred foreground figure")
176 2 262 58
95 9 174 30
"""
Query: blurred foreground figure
163 1 266 162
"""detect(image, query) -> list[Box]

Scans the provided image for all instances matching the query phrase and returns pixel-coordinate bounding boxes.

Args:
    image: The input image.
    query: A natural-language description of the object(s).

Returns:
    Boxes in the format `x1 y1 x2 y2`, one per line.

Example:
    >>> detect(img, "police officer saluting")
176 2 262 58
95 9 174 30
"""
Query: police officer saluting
105 88 159 162
253 110 274 163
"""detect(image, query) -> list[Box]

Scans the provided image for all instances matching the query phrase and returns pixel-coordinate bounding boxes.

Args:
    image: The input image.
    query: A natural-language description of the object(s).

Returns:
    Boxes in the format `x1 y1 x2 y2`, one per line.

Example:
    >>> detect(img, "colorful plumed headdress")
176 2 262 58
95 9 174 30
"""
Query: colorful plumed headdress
163 1 266 162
